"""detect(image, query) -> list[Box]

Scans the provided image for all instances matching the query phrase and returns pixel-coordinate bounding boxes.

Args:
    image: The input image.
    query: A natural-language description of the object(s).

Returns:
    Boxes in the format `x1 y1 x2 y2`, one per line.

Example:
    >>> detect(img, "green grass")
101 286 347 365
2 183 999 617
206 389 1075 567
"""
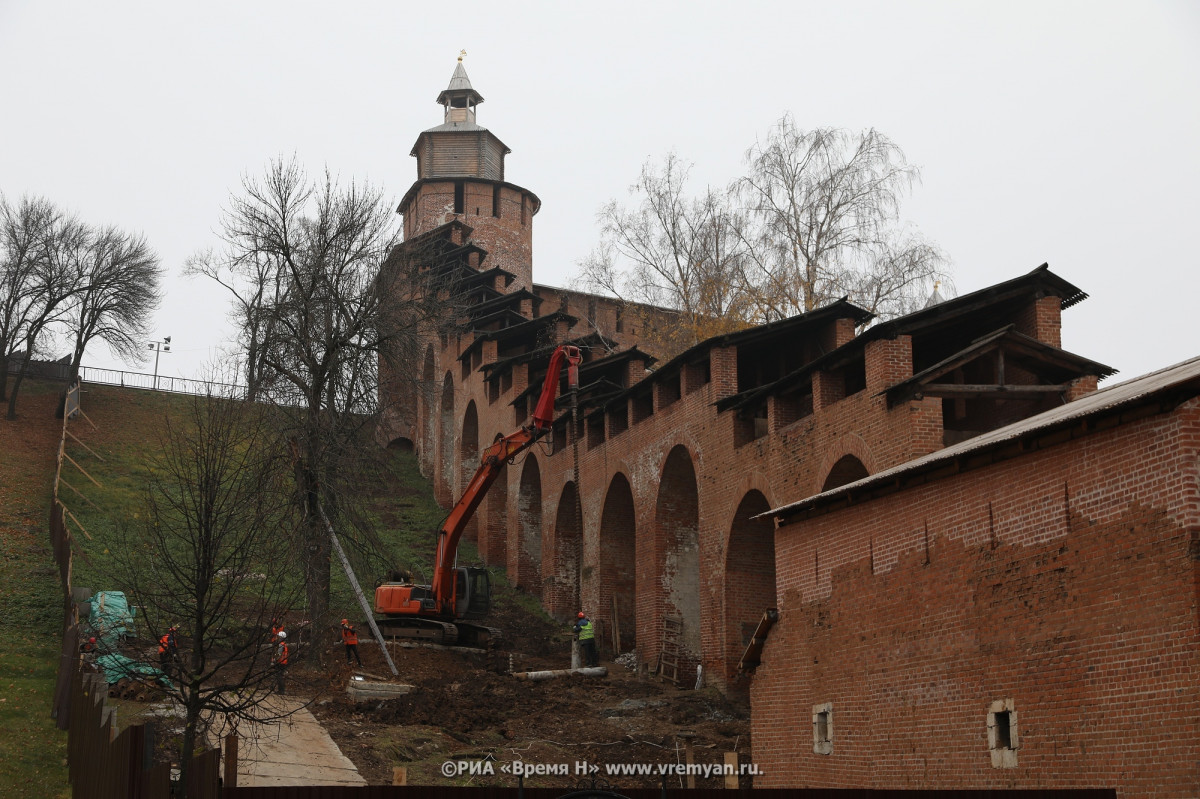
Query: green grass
0 639 70 798
327 445 483 621
0 379 76 799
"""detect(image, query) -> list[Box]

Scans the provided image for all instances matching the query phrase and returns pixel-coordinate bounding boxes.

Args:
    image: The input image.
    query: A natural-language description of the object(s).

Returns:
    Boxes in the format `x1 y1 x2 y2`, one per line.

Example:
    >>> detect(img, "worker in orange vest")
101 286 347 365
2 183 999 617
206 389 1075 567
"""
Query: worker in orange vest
158 626 178 668
340 619 362 666
273 631 289 694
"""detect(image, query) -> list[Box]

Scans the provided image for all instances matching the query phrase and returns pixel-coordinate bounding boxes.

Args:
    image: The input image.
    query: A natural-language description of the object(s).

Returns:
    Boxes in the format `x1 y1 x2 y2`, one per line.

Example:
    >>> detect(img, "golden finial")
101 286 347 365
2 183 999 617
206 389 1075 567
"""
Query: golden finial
458 49 467 63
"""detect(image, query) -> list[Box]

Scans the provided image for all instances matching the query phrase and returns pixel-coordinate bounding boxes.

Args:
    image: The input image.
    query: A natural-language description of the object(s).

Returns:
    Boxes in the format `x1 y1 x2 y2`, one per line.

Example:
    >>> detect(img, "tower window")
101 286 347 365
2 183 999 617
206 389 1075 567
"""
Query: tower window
454 182 464 215
492 185 501 218
520 196 527 226
987 699 1019 768
812 702 833 755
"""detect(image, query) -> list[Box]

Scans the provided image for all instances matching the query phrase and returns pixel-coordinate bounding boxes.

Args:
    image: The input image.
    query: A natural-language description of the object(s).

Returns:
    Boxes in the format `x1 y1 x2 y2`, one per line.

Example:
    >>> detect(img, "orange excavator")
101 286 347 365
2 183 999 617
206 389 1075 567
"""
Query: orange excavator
373 344 582 648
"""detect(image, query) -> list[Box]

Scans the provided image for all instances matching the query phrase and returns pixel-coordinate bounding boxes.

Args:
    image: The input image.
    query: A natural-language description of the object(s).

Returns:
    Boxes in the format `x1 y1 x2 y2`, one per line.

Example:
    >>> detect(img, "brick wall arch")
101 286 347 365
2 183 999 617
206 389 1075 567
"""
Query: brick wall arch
515 454 543 597
814 433 877 496
438 372 455 506
459 400 479 543
599 471 636 655
419 345 436 476
653 445 701 673
723 489 776 689
481 453 507 567
547 481 581 622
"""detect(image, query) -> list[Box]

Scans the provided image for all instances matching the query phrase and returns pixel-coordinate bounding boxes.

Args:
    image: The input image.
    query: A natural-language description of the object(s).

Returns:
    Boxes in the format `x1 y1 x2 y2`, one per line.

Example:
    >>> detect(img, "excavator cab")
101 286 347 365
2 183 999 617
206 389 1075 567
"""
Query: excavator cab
454 566 491 620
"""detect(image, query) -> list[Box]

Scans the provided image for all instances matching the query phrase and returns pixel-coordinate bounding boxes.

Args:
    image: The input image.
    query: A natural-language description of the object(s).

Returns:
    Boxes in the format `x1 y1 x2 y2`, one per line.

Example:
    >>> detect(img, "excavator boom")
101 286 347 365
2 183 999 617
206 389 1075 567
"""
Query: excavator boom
376 344 582 627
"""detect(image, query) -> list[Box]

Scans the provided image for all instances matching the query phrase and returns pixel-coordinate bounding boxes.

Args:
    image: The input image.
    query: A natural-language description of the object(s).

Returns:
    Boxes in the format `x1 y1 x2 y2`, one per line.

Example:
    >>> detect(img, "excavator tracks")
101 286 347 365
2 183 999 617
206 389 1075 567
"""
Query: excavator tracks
373 617 459 646
372 619 505 670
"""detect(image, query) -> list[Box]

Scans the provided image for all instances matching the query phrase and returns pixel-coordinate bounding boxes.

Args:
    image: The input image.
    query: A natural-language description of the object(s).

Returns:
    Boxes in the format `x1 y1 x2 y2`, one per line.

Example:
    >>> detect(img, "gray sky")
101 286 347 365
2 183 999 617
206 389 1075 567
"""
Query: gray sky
2 1 1197 383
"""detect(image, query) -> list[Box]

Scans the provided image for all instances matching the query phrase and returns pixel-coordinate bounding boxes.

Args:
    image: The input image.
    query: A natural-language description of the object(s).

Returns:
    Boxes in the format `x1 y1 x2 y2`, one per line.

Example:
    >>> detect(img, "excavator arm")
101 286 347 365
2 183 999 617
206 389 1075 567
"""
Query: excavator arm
429 344 582 615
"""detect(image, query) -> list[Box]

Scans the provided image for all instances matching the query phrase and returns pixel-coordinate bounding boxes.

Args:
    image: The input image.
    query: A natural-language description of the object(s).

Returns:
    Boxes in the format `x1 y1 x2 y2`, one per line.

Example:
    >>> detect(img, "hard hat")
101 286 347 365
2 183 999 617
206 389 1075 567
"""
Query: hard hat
577 612 585 618
277 631 287 639
89 637 96 643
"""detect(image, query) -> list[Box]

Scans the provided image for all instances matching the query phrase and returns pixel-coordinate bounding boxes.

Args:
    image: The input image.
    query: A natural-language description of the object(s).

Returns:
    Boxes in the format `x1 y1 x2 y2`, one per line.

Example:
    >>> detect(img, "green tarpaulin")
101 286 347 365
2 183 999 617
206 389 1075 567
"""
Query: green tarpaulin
83 590 136 649
93 653 170 686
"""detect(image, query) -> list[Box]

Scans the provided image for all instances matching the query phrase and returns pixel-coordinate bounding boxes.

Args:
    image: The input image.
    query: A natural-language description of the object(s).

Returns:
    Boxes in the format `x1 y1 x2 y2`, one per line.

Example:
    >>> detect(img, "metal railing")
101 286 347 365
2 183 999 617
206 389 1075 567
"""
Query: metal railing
78 366 245 399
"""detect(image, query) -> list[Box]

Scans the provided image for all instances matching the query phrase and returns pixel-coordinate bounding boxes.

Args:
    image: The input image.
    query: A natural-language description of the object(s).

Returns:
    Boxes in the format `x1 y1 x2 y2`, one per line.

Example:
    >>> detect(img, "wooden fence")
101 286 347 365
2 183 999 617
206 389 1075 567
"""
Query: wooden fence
46 383 227 797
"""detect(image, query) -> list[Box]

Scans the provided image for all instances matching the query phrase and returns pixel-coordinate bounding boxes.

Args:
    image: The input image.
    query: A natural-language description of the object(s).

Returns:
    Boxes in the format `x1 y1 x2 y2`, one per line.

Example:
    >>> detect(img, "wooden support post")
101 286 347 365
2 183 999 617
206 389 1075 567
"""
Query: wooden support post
679 730 696 789
611 595 621 655
392 766 408 785
76 407 99 431
723 752 739 789
60 504 93 540
63 452 101 487
224 734 238 788
59 478 101 511
66 429 106 461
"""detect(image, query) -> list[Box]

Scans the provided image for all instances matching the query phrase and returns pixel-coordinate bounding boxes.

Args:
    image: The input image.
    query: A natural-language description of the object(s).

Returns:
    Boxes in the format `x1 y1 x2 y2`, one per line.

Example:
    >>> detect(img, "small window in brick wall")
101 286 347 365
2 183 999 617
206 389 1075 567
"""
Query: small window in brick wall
812 702 833 755
987 699 1018 768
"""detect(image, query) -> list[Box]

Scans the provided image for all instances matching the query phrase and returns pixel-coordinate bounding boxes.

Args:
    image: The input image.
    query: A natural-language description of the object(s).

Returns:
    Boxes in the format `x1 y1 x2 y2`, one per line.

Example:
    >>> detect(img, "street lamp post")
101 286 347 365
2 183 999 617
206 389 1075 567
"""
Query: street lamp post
148 336 171 390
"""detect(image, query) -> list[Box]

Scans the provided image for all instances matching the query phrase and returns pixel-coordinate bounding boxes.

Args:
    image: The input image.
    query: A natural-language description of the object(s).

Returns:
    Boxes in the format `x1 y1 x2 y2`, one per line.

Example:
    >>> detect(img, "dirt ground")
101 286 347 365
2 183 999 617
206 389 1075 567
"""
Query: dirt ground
298 602 754 790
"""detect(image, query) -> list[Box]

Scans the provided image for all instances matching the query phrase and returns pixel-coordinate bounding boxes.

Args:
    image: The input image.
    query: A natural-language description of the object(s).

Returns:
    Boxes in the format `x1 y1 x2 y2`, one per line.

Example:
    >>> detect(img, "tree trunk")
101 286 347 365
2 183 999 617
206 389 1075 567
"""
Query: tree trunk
296 457 332 636
179 699 200 799
5 352 32 419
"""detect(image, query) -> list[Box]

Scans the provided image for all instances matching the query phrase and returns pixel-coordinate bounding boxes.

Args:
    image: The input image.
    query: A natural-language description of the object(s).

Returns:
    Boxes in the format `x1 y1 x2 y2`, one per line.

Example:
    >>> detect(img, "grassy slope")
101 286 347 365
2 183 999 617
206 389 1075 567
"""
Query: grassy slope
0 378 539 797
0 380 72 799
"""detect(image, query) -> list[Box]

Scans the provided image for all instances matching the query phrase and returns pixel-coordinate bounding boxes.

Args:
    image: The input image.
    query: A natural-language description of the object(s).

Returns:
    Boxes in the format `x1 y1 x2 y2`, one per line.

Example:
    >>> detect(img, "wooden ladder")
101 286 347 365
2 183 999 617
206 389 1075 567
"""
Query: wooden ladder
659 616 683 685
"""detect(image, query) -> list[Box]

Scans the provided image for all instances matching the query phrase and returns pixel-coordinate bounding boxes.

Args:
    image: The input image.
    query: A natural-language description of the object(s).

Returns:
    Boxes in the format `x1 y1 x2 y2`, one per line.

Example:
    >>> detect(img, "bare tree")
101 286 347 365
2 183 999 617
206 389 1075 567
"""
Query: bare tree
193 157 452 629
62 225 162 386
1 195 58 401
739 116 951 319
2 198 87 419
114 389 301 797
579 154 752 358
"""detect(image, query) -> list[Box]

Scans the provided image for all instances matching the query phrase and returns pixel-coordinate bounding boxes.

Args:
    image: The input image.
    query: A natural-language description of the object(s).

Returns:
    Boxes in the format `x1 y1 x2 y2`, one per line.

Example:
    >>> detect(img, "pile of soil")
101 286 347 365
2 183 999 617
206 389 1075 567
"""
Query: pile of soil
300 616 752 790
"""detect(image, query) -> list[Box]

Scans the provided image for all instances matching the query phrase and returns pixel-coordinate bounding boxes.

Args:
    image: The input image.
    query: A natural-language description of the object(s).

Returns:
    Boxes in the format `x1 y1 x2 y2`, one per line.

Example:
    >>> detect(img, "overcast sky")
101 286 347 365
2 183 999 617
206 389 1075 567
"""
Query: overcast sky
2 1 1197 383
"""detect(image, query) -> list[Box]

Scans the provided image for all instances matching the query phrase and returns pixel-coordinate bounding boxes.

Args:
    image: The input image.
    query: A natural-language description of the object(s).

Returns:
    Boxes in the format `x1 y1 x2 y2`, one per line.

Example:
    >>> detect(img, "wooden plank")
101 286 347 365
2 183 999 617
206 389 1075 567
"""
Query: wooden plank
611 594 622 655
920 383 1068 399
60 477 101 511
724 751 740 789
63 452 102 487
224 733 238 789
76 406 99 431
393 765 408 785
67 428 106 461
60 503 94 540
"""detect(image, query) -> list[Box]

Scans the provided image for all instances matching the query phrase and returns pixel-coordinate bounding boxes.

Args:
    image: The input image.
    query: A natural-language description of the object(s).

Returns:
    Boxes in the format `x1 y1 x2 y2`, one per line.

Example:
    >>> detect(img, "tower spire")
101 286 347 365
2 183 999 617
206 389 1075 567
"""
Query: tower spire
437 56 484 125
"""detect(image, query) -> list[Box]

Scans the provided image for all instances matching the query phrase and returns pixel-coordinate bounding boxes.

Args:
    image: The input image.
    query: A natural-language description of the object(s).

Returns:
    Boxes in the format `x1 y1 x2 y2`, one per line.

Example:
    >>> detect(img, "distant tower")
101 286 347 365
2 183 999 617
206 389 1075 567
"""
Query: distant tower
397 56 540 292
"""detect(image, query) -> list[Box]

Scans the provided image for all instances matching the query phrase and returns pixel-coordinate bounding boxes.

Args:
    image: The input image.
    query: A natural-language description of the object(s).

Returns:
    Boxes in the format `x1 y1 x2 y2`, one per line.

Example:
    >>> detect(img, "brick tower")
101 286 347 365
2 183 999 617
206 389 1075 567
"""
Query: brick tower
397 57 540 292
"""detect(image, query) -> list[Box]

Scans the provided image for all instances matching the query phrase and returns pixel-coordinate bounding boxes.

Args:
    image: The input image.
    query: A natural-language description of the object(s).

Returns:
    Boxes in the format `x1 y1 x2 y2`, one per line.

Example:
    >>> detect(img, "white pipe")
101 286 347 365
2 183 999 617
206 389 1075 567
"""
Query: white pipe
512 666 607 681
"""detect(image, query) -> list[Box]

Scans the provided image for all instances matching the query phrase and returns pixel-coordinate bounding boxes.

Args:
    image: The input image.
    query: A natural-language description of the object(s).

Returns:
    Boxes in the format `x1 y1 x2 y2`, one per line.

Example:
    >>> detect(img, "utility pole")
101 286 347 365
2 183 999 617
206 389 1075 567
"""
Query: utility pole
147 336 171 390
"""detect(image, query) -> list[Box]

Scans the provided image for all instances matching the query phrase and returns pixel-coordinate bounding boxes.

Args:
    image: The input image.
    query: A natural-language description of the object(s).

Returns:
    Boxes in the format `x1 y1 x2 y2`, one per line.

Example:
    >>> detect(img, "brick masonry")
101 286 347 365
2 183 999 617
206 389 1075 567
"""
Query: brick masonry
751 398 1200 793
374 68 1194 794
